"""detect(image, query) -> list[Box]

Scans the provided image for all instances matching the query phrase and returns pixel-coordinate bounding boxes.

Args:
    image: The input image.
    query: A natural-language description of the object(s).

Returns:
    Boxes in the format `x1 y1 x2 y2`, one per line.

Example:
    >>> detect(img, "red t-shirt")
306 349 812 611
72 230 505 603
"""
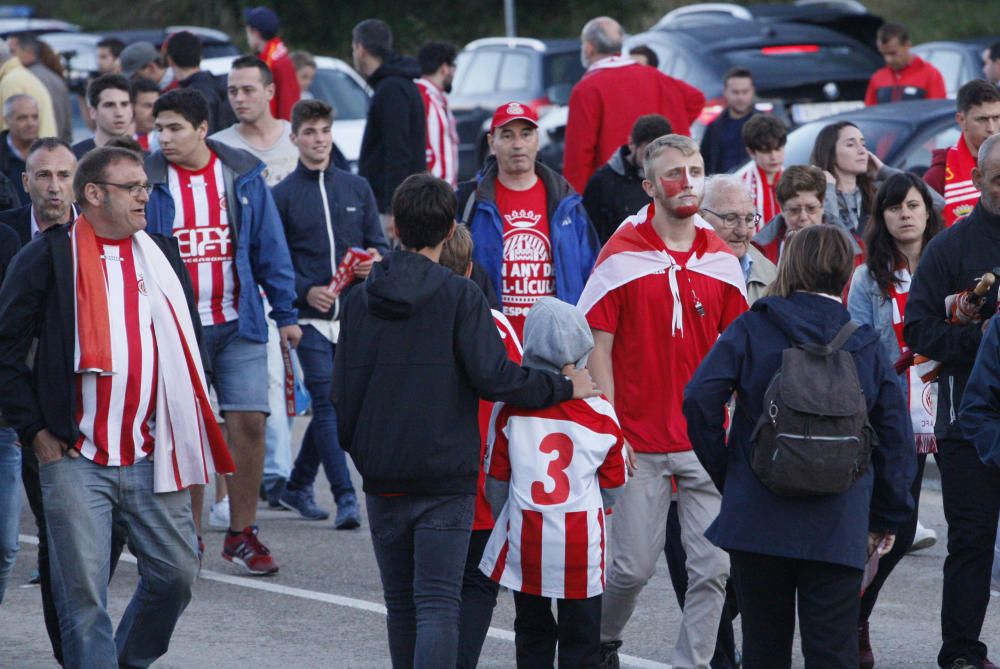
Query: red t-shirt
585 222 746 453
496 177 556 337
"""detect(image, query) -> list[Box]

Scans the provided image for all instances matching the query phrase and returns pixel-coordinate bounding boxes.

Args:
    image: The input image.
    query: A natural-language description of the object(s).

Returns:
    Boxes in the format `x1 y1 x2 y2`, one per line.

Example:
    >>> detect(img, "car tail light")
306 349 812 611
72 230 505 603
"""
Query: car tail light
527 96 555 118
698 97 726 127
761 44 820 55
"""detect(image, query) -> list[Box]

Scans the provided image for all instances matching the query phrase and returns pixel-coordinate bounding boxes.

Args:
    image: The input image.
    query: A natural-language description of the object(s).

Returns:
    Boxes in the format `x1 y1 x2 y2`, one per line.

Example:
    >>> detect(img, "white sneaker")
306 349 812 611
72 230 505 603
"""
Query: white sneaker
209 496 230 530
907 521 937 553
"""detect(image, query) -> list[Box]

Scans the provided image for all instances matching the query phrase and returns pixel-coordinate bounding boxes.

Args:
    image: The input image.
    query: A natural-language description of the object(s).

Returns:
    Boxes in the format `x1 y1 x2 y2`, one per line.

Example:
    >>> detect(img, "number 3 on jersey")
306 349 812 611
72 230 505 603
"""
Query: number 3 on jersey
531 433 574 505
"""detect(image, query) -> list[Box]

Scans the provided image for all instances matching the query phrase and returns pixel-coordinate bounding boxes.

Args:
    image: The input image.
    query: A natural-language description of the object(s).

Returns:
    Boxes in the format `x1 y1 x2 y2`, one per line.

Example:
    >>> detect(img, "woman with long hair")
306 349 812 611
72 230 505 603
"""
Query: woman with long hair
810 121 877 236
684 225 916 668
847 172 944 668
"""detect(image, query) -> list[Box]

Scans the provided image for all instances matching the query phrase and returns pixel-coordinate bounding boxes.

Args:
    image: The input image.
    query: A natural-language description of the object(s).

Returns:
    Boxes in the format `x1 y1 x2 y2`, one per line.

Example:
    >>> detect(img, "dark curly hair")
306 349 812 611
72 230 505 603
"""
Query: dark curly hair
863 172 943 297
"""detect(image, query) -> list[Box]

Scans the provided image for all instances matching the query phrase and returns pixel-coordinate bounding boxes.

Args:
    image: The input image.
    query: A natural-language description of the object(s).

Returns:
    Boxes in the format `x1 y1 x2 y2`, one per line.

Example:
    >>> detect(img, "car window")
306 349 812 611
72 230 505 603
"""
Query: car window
923 49 965 96
452 50 502 96
498 51 532 93
670 52 690 80
899 124 961 172
309 69 369 120
542 51 585 88
783 118 912 167
721 44 875 82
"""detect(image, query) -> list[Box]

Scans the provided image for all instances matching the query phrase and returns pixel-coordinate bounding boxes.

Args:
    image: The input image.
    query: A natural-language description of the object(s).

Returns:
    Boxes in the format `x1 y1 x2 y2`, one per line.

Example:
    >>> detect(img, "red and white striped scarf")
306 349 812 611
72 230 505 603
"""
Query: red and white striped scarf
943 135 979 226
72 216 235 491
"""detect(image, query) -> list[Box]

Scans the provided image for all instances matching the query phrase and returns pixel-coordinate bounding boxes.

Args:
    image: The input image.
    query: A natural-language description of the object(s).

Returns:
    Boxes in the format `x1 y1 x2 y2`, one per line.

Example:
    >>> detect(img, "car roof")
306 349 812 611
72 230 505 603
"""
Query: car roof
100 27 233 47
807 98 955 124
201 54 368 91
0 18 78 36
462 37 579 54
915 37 999 50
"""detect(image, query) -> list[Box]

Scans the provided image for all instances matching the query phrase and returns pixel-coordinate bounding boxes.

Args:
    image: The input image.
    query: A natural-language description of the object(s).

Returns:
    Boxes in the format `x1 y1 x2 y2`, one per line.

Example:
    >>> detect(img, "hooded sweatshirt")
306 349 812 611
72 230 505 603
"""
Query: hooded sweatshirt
332 250 573 495
358 55 427 212
581 145 651 245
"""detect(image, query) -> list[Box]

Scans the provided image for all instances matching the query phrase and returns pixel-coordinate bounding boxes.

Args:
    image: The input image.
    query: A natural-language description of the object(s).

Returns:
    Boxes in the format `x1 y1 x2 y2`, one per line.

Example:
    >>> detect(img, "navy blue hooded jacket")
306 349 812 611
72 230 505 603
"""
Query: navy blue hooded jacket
272 160 388 320
683 292 916 569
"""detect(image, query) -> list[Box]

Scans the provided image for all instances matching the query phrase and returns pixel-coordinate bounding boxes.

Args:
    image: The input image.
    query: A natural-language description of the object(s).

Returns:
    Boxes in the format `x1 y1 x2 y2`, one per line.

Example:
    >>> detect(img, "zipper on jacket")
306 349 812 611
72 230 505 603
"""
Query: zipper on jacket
949 376 956 424
318 170 339 320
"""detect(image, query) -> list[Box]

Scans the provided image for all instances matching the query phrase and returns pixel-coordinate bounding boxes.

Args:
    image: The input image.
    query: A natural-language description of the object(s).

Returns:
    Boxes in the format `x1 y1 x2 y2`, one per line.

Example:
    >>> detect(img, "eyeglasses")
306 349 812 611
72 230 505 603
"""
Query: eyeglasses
783 204 823 218
702 209 761 229
92 181 153 198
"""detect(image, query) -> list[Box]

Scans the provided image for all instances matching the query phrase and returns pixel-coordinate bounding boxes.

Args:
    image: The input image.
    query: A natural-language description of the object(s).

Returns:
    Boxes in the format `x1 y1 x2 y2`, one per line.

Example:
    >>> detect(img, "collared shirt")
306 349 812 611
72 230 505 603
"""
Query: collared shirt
739 251 753 284
6 134 25 161
30 204 78 239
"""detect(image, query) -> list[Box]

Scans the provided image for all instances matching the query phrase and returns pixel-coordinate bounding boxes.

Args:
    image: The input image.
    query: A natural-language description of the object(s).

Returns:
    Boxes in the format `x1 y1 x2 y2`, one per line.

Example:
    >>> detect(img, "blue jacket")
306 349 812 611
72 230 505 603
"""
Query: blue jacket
683 292 916 569
459 157 598 309
847 264 907 403
959 317 1000 467
272 160 388 321
143 139 298 343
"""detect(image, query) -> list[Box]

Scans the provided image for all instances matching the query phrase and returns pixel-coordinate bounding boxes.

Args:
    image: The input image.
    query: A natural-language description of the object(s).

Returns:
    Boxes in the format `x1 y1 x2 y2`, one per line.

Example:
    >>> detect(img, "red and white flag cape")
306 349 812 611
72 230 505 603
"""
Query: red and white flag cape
577 203 747 336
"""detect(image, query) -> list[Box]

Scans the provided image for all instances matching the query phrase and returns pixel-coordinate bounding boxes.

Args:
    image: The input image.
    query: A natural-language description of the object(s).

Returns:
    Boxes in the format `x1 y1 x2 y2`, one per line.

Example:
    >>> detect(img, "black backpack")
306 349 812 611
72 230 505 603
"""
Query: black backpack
748 320 874 497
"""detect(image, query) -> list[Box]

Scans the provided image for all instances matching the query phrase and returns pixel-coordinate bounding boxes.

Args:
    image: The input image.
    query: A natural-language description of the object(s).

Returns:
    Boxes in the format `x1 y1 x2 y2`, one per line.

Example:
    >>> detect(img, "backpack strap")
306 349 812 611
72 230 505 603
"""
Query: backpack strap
828 321 859 351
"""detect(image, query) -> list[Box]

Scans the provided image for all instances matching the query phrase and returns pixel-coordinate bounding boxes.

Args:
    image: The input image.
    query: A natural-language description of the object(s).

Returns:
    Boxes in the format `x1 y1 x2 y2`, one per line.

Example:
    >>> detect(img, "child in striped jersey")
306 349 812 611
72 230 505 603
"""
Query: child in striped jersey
481 297 628 668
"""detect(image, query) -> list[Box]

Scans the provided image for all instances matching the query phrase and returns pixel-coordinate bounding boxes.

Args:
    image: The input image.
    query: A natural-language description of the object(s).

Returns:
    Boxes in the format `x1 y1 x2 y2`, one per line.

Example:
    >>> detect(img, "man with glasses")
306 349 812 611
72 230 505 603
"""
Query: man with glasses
144 88 300 576
751 165 829 265
701 175 775 304
0 146 227 667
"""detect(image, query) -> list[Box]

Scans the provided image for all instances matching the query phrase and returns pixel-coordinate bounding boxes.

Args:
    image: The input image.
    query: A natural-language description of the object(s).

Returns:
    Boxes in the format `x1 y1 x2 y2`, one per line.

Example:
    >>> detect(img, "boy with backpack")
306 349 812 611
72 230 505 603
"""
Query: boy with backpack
481 297 628 668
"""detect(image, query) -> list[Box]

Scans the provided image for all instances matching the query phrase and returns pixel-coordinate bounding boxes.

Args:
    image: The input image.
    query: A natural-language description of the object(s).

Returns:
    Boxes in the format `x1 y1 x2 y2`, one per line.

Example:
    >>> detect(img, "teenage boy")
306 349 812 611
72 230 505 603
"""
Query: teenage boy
701 68 758 175
145 88 301 575
482 297 628 668
739 114 786 232
272 99 388 527
72 74 133 159
333 173 597 667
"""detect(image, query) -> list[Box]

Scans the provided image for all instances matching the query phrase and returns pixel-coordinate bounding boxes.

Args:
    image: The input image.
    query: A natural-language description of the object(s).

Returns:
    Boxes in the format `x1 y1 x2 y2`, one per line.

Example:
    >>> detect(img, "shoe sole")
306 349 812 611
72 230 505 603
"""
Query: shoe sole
908 536 936 553
222 552 279 576
277 498 329 521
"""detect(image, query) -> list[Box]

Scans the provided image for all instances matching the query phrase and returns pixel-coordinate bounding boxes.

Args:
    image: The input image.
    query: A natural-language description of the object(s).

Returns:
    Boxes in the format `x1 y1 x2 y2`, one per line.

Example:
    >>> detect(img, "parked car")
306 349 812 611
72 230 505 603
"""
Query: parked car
203 55 370 173
449 37 585 180
913 37 999 98
737 99 958 177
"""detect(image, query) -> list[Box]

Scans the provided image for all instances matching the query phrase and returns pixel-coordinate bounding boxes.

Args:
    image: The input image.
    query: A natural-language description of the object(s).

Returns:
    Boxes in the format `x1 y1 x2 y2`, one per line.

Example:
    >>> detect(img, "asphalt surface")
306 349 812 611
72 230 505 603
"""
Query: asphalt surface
1 418 998 668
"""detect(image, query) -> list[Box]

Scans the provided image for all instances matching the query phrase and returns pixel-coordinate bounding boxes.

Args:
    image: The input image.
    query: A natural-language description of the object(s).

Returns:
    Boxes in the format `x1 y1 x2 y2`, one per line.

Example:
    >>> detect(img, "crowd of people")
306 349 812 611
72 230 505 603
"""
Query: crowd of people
0 7 999 669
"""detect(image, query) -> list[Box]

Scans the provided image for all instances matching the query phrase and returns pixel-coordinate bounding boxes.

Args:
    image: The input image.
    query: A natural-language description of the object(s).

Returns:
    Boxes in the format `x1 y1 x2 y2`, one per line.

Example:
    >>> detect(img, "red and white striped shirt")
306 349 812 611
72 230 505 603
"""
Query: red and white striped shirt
169 152 239 326
75 237 158 466
479 396 627 599
416 78 459 187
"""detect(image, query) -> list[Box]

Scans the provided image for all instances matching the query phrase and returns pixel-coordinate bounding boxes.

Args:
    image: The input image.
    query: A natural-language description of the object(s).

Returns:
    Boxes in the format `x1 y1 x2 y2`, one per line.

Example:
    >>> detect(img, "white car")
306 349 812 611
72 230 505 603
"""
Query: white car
203 55 370 172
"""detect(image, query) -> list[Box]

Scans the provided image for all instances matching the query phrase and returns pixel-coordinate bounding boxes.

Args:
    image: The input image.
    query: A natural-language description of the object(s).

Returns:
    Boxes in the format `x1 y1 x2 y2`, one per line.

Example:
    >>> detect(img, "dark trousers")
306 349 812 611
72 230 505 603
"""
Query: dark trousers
860 453 926 622
285 327 355 502
936 438 1000 668
730 550 862 669
665 501 740 669
457 529 500 669
367 494 474 669
513 591 602 669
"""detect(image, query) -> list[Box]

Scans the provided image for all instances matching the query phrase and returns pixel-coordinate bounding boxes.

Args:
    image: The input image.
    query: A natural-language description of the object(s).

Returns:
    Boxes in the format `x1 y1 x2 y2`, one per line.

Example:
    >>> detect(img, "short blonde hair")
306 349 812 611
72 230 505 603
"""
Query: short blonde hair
440 223 473 276
643 134 700 179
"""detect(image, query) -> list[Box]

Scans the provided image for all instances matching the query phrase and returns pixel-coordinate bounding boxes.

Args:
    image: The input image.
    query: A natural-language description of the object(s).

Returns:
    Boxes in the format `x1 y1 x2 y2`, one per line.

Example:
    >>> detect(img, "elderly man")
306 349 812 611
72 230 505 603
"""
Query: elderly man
563 16 704 193
0 38 56 138
0 146 233 668
701 175 776 304
7 33 72 143
0 94 40 205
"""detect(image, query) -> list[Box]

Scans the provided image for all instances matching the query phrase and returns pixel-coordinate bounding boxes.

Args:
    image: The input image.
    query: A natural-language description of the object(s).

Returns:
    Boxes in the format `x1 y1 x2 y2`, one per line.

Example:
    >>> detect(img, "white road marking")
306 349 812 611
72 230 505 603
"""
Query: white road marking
17 534 670 668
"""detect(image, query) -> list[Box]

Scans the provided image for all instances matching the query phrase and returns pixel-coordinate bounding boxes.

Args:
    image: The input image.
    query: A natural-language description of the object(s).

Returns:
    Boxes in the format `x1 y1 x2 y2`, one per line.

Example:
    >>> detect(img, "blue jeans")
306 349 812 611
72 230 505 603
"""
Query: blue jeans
0 426 21 604
367 494 474 669
286 325 354 502
40 456 198 669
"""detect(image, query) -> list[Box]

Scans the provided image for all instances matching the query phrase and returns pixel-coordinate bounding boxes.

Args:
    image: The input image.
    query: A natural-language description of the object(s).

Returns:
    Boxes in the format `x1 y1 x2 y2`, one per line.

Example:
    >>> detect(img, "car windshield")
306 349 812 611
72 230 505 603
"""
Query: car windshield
310 69 368 120
543 51 584 87
783 118 912 166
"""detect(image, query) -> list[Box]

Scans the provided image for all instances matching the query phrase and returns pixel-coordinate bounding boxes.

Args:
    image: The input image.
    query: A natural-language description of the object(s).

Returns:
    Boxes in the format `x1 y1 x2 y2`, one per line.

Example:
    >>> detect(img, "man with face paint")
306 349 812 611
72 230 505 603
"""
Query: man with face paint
578 134 748 669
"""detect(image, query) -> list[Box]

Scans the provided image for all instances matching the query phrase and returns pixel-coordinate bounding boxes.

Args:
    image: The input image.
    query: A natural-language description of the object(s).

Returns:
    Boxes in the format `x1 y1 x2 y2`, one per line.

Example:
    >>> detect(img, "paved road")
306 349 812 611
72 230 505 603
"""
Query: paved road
1 419 998 668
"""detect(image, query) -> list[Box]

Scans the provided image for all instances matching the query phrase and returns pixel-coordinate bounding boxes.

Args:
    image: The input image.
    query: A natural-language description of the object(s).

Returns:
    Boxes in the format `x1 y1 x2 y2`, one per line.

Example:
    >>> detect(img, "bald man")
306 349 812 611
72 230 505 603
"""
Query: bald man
563 16 704 193
906 132 1000 669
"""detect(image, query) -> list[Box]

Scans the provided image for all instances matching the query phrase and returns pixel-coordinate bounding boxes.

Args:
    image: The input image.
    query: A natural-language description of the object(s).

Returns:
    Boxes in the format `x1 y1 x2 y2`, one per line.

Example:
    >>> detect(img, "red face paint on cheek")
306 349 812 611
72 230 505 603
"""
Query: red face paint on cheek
659 176 684 197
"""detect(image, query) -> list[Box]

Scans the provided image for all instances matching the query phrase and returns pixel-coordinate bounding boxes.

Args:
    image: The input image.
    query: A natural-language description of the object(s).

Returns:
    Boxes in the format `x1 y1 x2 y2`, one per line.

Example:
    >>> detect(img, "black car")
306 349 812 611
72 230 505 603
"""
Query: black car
913 37 1000 98
449 37 584 180
770 99 958 175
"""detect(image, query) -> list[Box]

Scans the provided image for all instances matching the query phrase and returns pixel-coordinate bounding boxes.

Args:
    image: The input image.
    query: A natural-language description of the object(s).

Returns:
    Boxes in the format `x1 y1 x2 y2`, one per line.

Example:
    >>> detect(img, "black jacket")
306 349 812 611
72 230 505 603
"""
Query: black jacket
904 202 1000 442
0 203 30 246
178 70 234 134
581 145 650 245
0 227 199 448
358 55 426 213
333 250 573 495
0 131 27 207
272 160 389 320
0 221 18 281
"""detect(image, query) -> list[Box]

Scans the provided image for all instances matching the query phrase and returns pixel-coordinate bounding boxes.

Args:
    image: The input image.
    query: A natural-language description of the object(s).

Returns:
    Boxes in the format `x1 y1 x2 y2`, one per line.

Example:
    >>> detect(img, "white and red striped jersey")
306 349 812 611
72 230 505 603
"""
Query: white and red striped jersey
416 78 459 187
169 152 240 326
75 237 158 466
479 396 627 599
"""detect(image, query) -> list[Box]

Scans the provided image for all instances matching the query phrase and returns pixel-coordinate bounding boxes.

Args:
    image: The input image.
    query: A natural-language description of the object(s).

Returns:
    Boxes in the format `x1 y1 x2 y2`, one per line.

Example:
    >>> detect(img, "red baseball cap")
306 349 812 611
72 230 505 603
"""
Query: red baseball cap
490 101 539 132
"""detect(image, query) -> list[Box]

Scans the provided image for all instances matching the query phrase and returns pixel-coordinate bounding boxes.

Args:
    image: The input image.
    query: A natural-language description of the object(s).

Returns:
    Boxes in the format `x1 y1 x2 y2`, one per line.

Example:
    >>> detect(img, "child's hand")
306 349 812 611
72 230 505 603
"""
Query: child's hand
562 363 599 399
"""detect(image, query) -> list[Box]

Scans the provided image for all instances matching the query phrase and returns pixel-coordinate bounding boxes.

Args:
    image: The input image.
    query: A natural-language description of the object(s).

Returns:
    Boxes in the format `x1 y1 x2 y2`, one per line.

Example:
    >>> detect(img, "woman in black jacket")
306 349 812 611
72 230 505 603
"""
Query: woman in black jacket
683 225 917 669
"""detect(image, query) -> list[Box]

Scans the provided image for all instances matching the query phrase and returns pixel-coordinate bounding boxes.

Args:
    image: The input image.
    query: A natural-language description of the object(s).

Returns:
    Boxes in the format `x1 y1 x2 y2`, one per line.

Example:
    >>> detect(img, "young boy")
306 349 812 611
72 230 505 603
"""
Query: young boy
481 297 628 668
332 174 596 667
740 114 787 231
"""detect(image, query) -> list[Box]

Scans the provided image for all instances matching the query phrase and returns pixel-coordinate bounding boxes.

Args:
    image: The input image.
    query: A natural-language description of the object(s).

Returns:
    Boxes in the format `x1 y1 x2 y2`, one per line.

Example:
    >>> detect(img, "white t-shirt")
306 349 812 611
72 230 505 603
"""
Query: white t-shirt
210 120 298 187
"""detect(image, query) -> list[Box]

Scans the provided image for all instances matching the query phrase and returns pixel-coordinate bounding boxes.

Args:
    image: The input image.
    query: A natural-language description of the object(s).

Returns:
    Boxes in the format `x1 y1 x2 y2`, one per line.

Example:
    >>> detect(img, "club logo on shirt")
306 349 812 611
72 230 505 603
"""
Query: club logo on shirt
504 209 542 229
502 208 555 317
219 195 228 211
137 273 147 296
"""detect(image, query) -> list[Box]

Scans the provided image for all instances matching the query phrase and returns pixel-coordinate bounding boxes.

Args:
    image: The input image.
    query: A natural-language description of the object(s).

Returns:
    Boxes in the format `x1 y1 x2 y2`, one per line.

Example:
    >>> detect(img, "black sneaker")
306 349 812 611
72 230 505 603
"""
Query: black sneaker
601 640 622 669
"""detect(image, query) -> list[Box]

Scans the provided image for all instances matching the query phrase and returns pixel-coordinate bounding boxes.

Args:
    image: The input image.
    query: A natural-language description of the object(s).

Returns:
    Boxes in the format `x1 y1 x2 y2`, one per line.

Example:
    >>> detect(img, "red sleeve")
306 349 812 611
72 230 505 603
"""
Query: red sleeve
718 283 748 334
564 82 601 194
597 428 627 489
924 150 946 195
584 284 622 335
864 78 876 107
486 405 513 481
927 67 947 100
273 58 301 121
